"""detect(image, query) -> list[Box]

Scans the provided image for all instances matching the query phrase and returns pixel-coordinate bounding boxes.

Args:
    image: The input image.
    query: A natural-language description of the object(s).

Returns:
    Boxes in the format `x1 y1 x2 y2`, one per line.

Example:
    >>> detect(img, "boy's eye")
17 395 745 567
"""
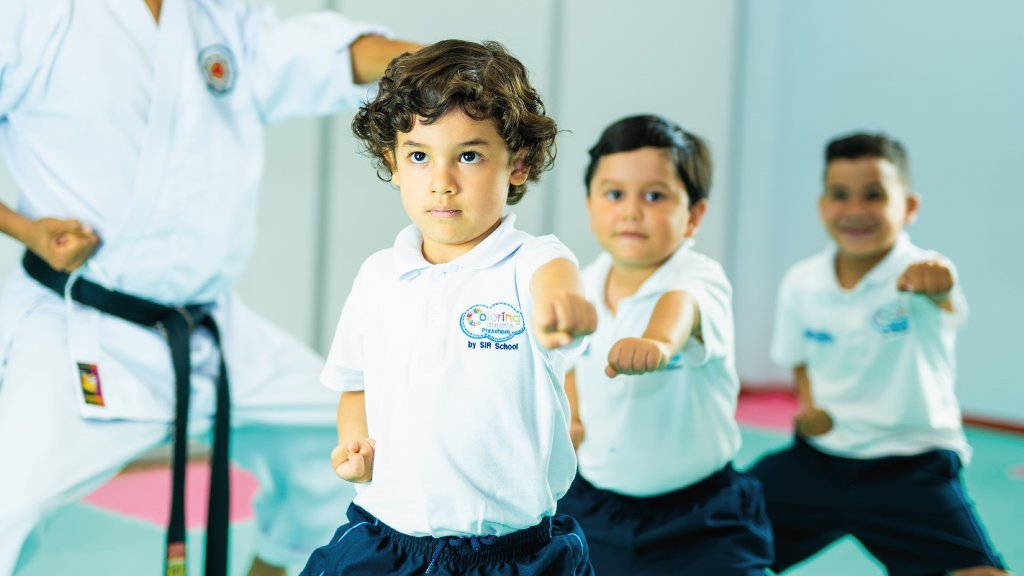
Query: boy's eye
826 189 847 201
604 190 622 201
864 188 886 201
644 191 665 202
410 151 428 164
460 151 480 163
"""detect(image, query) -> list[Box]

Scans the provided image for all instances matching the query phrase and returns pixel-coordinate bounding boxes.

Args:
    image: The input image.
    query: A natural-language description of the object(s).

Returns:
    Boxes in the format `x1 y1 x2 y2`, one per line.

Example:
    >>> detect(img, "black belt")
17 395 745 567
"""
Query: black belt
22 251 231 576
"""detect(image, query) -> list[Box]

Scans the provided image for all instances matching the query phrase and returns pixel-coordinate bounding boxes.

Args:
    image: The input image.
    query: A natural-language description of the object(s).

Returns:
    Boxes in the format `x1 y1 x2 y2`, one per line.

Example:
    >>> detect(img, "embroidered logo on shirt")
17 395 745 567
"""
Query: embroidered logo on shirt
803 328 835 343
77 362 106 407
198 44 237 95
871 300 911 335
460 302 525 343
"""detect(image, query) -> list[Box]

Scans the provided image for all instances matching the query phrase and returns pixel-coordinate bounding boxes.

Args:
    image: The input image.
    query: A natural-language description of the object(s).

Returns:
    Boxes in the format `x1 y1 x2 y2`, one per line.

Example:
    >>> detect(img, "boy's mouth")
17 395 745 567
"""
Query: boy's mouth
429 208 462 218
836 224 876 237
615 231 648 240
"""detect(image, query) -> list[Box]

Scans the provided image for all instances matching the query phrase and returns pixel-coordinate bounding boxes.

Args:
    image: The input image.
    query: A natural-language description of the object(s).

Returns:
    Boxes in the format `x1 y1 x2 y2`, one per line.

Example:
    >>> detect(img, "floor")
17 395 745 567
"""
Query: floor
16 392 1022 575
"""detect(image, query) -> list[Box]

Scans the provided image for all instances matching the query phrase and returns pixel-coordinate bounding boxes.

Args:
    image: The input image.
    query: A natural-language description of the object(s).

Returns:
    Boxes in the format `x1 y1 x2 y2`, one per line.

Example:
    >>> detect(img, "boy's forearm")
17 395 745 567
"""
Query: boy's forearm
530 258 584 303
640 290 700 353
793 365 814 409
564 370 581 423
0 202 31 245
337 391 369 444
349 35 421 84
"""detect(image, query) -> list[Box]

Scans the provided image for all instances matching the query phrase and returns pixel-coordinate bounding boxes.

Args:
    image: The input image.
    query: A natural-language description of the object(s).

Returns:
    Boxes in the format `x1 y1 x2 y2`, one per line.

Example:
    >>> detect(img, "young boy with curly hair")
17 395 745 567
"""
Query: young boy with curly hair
301 40 597 575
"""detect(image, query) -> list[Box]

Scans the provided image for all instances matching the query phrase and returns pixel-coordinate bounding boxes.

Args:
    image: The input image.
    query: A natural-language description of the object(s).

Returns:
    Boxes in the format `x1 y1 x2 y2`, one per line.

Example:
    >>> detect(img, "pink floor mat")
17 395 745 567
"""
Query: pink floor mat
734 389 799 432
82 462 258 529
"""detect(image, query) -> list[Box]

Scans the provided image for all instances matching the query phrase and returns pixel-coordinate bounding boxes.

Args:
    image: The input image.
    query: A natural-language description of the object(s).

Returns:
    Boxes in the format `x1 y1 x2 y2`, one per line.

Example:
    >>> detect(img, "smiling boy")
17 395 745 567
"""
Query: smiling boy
748 132 1009 575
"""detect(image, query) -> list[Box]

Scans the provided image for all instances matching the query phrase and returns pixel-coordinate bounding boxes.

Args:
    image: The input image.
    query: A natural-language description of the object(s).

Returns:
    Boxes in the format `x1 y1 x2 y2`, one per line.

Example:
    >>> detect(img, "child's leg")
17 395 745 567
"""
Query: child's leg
559 467 773 575
0 304 167 574
746 437 848 572
843 450 1008 576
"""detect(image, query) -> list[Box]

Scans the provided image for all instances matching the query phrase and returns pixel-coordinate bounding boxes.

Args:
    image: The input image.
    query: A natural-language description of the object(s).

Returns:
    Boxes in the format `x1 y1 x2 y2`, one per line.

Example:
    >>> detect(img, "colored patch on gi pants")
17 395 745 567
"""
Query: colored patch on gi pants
77 362 105 406
198 44 237 95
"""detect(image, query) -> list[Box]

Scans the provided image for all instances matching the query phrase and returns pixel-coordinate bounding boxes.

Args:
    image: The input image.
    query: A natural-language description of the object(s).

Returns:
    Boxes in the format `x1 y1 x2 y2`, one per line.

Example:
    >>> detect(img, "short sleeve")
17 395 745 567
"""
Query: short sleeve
908 255 968 331
668 259 733 368
242 8 391 123
514 234 586 357
770 267 807 368
321 261 372 391
0 1 69 118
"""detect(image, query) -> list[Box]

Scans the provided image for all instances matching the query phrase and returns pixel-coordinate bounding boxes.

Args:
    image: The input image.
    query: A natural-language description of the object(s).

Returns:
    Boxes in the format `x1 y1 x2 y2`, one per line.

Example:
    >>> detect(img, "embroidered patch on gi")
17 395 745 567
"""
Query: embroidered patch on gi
77 362 106 407
871 300 911 335
460 302 525 343
198 44 237 95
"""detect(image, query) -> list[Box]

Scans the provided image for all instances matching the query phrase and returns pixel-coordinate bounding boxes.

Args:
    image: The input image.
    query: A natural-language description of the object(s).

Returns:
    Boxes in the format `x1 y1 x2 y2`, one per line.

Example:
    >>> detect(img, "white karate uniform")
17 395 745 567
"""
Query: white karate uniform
0 0 387 571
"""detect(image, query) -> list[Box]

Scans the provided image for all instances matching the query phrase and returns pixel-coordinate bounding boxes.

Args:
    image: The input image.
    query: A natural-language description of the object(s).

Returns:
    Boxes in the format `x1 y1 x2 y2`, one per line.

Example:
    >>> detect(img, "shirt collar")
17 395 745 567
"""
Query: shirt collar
393 214 530 279
634 238 696 299
823 232 912 291
592 238 696 301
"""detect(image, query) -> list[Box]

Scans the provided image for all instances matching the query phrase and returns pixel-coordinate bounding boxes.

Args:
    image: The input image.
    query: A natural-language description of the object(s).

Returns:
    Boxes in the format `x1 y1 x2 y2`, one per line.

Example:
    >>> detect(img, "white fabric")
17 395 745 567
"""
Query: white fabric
573 243 741 497
771 233 971 463
322 214 582 537
0 0 386 569
0 0 386 421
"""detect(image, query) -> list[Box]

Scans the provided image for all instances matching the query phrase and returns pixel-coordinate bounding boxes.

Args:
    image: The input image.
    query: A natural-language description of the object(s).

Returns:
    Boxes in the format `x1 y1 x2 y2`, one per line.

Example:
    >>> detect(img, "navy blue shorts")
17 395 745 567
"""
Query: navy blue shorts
748 436 1008 575
557 464 773 575
300 503 594 576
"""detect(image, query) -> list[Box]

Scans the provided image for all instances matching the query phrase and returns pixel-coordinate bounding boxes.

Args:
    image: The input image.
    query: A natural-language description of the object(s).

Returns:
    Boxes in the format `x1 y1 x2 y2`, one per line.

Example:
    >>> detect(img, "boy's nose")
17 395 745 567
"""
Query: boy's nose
619 199 643 221
429 166 457 195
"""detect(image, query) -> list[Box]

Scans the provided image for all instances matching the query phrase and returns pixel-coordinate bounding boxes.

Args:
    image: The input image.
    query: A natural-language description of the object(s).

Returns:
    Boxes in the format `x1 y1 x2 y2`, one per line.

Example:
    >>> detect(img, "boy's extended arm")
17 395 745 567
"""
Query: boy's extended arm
897 260 956 312
349 35 422 84
605 290 699 378
529 258 597 349
0 202 99 272
331 391 376 483
564 370 584 449
793 364 833 436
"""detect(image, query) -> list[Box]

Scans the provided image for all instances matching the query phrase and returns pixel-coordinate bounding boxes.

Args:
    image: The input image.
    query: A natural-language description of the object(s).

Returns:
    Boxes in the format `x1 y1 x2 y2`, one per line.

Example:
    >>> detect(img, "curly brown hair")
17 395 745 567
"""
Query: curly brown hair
352 40 557 205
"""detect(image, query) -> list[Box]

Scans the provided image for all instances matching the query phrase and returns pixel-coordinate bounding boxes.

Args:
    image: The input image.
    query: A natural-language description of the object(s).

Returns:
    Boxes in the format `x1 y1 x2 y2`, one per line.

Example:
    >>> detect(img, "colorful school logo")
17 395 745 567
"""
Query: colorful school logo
198 44 237 95
460 302 525 343
77 362 105 407
871 300 911 335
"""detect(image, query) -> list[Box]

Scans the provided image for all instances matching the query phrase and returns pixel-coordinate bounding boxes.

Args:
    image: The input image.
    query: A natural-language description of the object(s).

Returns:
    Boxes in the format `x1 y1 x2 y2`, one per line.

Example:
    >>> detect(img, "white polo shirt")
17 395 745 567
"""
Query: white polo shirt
772 233 971 463
322 215 581 537
574 243 741 497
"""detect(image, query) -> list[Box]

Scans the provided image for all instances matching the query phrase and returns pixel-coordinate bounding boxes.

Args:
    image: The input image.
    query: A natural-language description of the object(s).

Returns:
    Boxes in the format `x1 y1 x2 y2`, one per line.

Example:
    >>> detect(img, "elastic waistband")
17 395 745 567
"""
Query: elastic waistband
347 504 552 566
578 463 740 512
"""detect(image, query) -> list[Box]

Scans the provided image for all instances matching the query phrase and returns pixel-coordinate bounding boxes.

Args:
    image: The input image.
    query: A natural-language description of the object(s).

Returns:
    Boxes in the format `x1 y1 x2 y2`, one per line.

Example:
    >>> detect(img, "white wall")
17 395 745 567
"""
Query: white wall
731 0 1024 422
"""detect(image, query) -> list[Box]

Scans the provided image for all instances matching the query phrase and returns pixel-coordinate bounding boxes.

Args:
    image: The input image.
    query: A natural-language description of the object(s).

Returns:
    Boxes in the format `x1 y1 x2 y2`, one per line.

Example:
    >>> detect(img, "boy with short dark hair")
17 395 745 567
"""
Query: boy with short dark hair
749 132 1009 575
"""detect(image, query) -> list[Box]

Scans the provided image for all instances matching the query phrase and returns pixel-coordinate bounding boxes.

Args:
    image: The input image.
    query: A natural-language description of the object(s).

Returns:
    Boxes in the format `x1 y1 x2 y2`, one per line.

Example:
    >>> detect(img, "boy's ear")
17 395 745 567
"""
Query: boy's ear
684 199 709 238
904 192 920 225
509 150 530 186
386 151 399 186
